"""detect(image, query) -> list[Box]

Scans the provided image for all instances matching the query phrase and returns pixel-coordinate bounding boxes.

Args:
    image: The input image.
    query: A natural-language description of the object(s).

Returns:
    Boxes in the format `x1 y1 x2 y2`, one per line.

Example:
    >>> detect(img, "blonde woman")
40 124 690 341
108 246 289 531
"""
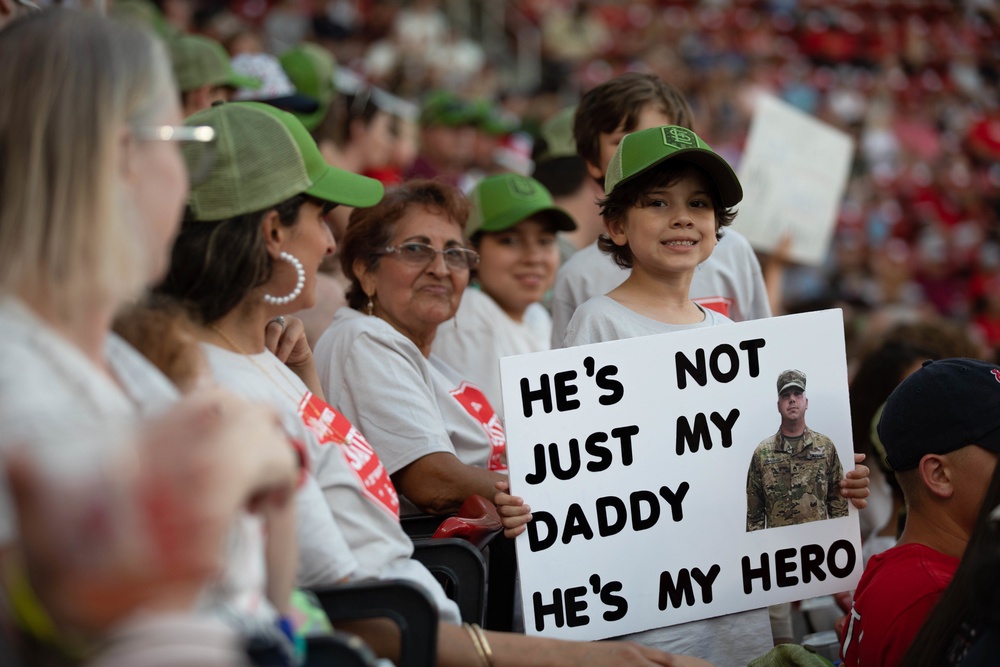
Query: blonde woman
0 10 299 663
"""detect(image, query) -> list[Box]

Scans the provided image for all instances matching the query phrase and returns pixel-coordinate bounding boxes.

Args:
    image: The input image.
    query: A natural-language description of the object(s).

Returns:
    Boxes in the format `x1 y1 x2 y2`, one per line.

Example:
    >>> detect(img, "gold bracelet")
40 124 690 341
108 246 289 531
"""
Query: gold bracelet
470 623 494 667
463 622 489 667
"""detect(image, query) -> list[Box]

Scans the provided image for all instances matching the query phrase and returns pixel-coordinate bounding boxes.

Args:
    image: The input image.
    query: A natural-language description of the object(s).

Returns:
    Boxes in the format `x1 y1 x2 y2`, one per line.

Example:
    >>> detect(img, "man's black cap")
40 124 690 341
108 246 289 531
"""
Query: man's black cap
878 358 1000 471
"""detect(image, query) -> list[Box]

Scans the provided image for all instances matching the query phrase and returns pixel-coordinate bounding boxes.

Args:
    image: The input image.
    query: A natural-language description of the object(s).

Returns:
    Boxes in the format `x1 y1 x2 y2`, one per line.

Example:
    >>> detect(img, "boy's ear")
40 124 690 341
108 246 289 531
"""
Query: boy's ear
605 216 628 248
585 159 604 183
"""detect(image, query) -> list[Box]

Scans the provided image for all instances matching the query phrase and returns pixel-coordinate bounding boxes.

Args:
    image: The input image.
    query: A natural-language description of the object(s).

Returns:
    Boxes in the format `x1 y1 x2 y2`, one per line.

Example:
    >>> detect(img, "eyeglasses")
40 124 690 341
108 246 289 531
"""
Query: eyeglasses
379 242 479 271
134 125 216 143
134 125 217 187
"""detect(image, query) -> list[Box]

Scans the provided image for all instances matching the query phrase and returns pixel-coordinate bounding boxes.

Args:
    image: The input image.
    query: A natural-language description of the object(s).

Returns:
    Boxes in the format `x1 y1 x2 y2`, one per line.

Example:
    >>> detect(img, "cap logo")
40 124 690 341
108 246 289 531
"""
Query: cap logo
992 369 1000 383
507 175 539 200
661 126 698 149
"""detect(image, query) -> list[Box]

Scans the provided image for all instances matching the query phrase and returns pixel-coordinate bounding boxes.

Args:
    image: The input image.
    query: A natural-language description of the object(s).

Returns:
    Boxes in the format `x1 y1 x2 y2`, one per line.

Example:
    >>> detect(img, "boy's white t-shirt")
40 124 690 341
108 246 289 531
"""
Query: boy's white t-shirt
432 288 551 419
550 229 771 347
559 294 773 665
563 295 733 347
315 307 507 514
201 343 461 623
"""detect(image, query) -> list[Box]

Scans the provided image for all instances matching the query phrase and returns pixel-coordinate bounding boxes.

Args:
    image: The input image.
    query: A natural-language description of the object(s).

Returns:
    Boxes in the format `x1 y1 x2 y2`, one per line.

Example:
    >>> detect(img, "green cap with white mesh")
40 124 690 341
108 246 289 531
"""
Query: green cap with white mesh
183 102 384 221
604 125 743 207
169 34 261 93
467 173 576 237
535 106 577 163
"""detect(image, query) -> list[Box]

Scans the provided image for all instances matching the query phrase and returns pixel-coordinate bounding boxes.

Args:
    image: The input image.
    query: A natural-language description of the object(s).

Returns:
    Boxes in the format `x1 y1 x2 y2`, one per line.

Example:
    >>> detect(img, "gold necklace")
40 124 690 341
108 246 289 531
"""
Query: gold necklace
209 324 304 407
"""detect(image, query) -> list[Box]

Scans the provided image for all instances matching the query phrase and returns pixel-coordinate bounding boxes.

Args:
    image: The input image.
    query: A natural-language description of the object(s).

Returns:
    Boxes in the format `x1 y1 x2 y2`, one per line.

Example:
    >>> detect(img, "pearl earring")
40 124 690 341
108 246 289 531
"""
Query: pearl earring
263 252 305 306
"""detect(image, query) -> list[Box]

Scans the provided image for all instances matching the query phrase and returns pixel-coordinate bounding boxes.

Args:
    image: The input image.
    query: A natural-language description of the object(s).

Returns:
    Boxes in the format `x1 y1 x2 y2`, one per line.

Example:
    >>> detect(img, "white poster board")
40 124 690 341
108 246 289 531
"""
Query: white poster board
734 94 855 267
499 309 862 641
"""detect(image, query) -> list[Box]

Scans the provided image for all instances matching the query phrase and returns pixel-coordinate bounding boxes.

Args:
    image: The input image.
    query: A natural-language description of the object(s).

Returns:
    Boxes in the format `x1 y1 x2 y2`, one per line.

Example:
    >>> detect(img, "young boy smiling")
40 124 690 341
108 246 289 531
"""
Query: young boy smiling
500 125 871 665
563 124 742 345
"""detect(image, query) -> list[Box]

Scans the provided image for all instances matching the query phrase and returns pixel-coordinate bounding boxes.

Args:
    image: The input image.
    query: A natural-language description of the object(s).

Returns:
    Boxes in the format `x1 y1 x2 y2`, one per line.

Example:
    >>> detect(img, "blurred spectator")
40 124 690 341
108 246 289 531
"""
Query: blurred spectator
405 90 477 187
170 33 261 117
540 0 610 91
231 52 319 113
531 105 604 263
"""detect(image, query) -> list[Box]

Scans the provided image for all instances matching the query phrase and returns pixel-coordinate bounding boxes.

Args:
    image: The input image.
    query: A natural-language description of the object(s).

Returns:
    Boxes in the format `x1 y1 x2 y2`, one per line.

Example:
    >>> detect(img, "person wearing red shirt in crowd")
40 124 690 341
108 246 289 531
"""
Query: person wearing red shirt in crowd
840 358 1000 667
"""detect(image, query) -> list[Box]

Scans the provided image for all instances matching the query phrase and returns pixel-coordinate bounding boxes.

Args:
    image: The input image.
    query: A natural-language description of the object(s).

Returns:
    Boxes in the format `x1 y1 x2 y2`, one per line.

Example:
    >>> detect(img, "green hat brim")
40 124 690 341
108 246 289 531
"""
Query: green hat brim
477 203 576 235
306 163 384 208
611 147 743 208
222 71 262 90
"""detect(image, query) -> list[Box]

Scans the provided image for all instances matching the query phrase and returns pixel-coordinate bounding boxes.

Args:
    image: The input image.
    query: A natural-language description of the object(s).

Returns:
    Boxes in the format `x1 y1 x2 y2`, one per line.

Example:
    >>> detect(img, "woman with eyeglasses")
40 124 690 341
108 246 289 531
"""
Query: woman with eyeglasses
431 173 575 420
313 180 508 517
0 9 301 665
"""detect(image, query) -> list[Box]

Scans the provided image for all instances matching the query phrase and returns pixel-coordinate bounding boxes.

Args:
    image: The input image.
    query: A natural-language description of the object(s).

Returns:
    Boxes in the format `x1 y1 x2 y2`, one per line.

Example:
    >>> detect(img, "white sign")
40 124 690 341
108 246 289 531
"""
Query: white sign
734 94 855 267
499 309 862 641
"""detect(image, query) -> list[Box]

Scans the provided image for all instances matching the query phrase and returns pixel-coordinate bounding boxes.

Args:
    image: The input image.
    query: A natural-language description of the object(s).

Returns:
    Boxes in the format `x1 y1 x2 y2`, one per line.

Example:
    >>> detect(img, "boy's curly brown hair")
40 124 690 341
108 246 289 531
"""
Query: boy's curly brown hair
598 161 736 269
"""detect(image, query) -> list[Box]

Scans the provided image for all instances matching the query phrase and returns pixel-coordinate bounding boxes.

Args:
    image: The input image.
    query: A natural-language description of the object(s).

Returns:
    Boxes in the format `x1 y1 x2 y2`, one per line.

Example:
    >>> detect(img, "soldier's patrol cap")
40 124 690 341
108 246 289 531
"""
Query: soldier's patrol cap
603 125 743 206
878 358 1000 471
777 369 807 394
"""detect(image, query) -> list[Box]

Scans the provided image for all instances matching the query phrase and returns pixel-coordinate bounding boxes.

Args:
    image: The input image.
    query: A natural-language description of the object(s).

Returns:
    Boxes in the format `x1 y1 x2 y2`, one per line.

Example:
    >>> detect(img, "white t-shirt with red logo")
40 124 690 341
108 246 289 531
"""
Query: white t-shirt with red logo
431 288 551 420
549 230 771 347
315 307 508 514
202 343 461 623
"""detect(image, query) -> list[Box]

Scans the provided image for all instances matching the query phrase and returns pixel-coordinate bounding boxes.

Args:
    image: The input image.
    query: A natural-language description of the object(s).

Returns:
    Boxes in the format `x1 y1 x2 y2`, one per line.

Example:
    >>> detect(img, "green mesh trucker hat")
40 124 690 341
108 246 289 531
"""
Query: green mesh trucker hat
604 125 743 207
279 44 337 132
183 102 384 221
169 34 261 93
534 106 577 163
467 173 576 237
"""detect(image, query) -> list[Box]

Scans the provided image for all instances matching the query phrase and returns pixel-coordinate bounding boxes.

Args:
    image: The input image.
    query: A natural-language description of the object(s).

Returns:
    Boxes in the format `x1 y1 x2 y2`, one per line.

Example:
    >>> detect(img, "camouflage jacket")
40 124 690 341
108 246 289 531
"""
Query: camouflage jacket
746 427 848 531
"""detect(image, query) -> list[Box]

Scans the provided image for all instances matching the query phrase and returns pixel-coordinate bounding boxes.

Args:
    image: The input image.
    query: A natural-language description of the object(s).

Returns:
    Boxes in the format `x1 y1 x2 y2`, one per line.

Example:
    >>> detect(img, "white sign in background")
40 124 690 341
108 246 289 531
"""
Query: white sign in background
734 94 855 267
499 309 862 641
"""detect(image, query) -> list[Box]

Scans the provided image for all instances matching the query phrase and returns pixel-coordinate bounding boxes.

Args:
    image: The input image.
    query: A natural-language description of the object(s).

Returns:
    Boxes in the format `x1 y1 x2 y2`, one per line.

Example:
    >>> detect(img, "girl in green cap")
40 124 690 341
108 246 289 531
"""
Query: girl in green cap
432 172 576 418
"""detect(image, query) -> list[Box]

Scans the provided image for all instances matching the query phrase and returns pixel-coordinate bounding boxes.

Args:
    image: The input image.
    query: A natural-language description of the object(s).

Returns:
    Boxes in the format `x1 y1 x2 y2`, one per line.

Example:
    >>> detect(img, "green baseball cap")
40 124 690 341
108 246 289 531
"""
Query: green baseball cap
183 102 384 222
534 106 577 163
169 34 261 93
467 173 576 237
604 125 743 206
279 44 337 132
420 91 477 128
471 99 519 136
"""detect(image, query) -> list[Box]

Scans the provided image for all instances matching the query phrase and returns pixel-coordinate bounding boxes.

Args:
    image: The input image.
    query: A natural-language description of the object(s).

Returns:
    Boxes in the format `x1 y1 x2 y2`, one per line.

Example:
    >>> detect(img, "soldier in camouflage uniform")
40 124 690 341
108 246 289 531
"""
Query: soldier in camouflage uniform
746 369 848 531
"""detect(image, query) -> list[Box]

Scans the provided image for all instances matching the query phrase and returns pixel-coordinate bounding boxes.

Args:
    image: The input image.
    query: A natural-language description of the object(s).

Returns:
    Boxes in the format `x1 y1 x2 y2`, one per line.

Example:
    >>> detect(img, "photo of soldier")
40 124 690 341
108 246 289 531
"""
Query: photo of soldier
746 369 849 531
